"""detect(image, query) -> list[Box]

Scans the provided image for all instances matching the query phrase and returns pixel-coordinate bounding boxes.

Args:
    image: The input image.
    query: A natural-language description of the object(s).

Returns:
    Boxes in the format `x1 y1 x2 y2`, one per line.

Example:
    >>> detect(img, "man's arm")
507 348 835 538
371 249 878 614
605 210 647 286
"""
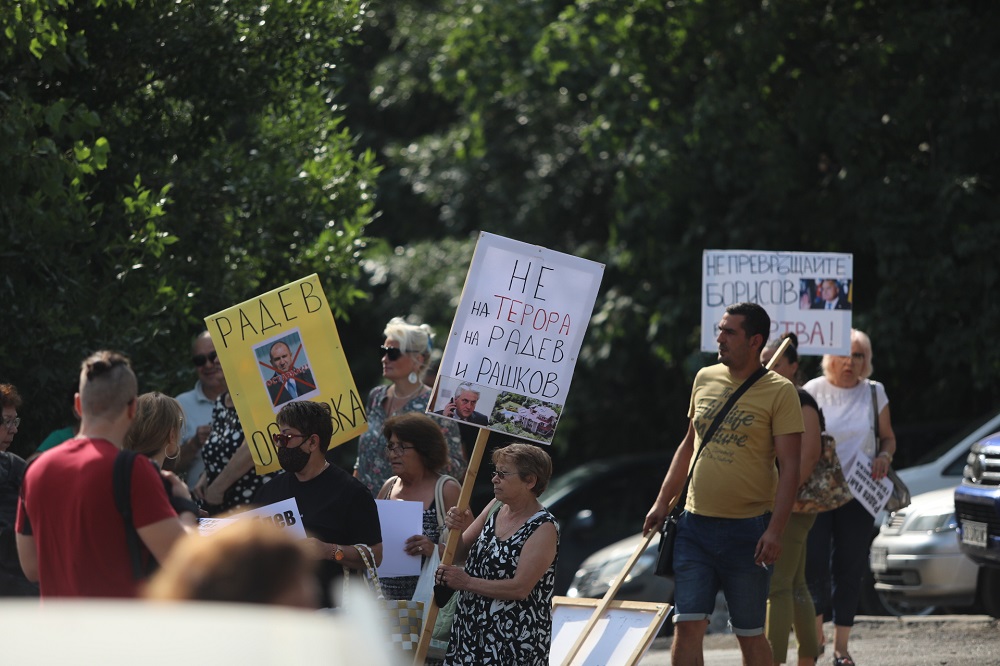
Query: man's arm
15 534 38 582
643 421 696 536
754 432 801 566
137 517 192 564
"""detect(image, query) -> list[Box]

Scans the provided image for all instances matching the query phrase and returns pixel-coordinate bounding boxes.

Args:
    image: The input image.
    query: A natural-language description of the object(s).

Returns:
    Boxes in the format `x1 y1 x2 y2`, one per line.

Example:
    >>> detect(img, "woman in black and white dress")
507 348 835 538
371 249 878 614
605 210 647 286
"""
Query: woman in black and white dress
436 443 559 666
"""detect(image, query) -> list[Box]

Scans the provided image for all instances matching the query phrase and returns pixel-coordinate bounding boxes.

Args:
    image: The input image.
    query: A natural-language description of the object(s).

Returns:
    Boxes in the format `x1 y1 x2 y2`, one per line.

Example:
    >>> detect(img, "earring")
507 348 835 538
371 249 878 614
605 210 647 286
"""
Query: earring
408 371 419 384
164 440 180 460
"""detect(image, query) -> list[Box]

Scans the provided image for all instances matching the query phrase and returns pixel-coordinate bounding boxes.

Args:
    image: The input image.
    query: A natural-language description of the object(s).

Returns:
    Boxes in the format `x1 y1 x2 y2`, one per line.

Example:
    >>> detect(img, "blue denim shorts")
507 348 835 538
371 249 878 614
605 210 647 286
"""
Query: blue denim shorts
672 511 772 635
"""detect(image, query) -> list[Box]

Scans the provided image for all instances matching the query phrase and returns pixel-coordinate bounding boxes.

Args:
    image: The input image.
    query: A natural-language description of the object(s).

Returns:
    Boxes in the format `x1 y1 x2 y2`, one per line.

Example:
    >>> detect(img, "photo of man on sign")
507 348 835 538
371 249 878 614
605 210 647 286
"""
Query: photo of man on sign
254 330 319 410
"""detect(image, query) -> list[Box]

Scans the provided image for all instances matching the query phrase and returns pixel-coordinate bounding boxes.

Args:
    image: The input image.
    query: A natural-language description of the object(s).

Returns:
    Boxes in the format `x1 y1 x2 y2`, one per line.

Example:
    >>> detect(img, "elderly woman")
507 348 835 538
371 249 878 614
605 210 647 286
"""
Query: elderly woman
355 316 465 495
436 443 559 666
804 329 896 666
375 413 461 602
762 335 823 666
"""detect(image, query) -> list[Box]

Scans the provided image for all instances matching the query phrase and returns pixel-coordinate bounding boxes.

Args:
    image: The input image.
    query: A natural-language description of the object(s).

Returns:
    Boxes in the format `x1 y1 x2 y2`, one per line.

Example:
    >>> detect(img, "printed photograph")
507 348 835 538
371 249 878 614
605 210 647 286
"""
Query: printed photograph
488 392 562 444
800 278 853 311
254 329 320 411
432 378 498 428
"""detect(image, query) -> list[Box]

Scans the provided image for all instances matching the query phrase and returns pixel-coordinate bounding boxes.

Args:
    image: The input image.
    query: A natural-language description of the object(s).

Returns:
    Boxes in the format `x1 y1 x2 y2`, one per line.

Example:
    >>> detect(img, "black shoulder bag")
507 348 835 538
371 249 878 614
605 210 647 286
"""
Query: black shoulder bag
654 366 768 577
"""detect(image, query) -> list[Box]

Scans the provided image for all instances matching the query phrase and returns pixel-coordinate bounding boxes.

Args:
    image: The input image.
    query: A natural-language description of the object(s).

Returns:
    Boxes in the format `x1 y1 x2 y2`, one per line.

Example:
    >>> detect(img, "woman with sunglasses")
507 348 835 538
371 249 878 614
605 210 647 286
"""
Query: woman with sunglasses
436 443 559 666
375 413 461 607
354 316 465 496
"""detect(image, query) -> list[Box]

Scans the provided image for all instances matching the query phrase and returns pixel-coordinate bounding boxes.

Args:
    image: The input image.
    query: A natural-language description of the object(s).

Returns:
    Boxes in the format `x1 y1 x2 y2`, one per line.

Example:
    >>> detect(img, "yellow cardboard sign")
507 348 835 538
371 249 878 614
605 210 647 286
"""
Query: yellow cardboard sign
205 274 367 474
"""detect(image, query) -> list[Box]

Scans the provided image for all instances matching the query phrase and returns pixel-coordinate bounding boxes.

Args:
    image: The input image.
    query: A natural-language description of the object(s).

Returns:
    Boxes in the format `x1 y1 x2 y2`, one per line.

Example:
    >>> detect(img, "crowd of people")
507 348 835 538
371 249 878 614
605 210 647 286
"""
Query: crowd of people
0 305 896 666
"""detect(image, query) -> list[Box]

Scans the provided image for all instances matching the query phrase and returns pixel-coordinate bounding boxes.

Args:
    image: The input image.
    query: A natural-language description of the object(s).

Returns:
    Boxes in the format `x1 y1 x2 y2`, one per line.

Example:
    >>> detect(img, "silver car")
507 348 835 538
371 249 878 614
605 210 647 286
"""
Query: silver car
870 487 983 614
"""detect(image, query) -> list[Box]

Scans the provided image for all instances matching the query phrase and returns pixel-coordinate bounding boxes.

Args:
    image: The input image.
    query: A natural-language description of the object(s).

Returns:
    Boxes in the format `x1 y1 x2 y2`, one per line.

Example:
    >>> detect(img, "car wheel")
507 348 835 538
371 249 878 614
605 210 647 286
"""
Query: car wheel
978 566 1000 619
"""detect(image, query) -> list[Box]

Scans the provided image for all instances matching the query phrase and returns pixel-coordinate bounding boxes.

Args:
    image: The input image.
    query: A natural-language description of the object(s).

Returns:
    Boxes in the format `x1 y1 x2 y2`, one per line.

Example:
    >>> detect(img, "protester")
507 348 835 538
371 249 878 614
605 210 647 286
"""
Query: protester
762 334 823 666
0 384 37 596
174 331 227 488
145 520 318 608
376 413 461 601
123 392 202 520
254 400 382 608
804 329 896 666
16 351 196 597
193 388 269 516
643 302 803 666
436 443 559 665
355 316 465 495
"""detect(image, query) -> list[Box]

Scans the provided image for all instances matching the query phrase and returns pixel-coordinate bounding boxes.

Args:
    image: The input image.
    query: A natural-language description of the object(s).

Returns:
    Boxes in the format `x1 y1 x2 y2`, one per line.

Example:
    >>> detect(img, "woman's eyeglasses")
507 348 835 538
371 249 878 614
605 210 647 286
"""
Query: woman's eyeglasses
271 432 311 448
491 468 517 480
385 442 416 454
1 417 20 430
192 351 219 367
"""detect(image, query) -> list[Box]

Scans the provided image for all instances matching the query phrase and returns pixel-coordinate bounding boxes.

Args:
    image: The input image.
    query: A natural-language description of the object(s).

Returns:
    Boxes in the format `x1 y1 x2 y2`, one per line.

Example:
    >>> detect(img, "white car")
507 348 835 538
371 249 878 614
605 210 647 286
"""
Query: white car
870 487 987 615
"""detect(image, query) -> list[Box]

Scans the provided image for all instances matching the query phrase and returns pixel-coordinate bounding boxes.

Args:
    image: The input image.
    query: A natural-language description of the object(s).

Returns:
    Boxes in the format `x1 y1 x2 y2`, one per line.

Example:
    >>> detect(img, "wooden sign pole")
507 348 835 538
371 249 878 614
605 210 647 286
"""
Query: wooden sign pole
560 335 791 665
412 428 489 665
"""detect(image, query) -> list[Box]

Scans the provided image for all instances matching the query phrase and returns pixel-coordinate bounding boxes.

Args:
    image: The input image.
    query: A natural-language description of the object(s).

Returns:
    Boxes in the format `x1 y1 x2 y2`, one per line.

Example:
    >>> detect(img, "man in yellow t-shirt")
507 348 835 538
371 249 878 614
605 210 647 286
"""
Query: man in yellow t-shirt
644 302 803 666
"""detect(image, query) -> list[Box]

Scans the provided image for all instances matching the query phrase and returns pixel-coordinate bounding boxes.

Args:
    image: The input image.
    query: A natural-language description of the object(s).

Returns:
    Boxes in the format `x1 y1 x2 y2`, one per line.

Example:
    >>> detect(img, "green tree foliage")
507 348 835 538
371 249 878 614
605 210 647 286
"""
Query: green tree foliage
0 0 379 455
347 0 1000 465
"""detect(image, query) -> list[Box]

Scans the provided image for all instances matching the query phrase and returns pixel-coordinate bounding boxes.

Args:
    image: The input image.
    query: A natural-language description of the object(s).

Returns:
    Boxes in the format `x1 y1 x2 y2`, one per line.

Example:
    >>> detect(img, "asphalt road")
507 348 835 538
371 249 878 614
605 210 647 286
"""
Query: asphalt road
640 615 1000 665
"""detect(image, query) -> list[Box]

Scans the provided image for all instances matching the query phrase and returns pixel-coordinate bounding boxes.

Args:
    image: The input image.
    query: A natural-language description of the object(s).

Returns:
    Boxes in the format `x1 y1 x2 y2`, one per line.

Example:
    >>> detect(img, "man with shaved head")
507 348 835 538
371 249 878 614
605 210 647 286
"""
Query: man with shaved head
16 351 196 597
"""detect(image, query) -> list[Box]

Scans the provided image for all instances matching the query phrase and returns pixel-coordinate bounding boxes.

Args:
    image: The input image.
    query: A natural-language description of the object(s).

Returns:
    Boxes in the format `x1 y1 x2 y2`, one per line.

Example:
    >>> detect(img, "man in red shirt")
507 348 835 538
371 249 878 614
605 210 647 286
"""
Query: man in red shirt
16 350 195 597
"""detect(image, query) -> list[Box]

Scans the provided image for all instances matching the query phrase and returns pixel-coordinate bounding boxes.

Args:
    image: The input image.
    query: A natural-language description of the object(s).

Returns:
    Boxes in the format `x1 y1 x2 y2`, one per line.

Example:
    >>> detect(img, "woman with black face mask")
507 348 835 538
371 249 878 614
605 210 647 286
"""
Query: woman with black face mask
254 400 383 608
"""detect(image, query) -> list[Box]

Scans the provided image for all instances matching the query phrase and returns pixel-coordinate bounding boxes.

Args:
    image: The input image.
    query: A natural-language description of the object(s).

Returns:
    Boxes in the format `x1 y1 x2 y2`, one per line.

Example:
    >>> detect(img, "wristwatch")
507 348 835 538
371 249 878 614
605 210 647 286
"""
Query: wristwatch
333 544 345 561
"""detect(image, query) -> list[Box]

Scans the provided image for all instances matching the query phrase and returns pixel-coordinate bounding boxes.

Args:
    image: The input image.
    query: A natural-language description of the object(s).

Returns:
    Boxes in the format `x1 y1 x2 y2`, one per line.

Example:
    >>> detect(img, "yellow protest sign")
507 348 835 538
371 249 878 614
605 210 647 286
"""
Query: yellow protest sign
205 274 366 474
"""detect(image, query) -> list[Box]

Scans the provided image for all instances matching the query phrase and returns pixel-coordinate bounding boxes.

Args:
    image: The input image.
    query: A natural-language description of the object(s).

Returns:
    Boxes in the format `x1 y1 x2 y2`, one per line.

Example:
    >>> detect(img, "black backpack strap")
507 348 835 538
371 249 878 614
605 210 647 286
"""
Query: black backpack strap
113 449 148 581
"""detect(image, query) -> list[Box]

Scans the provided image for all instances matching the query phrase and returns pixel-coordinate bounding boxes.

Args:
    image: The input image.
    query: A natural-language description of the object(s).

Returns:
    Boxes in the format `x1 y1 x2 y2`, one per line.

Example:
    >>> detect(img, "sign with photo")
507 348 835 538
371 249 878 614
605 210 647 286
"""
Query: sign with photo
430 232 604 444
700 250 854 355
206 274 366 474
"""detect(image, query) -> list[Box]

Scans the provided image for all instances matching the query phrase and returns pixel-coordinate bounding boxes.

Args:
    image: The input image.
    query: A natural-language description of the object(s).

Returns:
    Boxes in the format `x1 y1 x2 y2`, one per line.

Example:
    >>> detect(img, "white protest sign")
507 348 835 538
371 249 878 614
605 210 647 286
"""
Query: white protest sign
431 232 605 444
701 250 853 355
374 499 424 578
196 498 307 539
844 455 894 518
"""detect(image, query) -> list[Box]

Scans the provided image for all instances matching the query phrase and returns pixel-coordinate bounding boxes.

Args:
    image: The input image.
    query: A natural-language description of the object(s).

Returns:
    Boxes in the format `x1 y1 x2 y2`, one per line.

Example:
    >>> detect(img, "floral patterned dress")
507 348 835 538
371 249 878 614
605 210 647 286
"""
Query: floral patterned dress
444 508 560 666
355 384 466 495
201 393 272 515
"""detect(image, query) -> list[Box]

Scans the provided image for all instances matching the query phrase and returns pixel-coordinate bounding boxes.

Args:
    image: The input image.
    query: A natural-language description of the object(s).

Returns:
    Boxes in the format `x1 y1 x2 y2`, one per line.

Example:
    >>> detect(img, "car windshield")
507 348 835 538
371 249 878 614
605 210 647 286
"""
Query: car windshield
914 408 1000 465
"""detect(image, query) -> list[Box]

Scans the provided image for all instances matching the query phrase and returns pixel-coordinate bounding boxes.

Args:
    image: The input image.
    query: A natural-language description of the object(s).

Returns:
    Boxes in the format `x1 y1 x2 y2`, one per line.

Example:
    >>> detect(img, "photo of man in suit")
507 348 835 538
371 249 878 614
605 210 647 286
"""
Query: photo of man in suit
811 278 851 310
266 340 317 407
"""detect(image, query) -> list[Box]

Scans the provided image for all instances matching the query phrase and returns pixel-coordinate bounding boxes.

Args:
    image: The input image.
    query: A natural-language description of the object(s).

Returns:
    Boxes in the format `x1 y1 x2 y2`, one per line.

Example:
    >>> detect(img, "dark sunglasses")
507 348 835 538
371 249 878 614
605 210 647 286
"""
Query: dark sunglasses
271 432 311 448
379 345 412 361
192 351 218 367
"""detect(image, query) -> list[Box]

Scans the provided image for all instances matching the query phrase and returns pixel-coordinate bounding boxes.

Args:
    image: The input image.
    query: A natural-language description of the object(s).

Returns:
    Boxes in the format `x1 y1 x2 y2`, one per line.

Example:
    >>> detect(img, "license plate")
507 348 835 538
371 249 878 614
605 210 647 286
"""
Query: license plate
870 546 888 572
962 520 988 548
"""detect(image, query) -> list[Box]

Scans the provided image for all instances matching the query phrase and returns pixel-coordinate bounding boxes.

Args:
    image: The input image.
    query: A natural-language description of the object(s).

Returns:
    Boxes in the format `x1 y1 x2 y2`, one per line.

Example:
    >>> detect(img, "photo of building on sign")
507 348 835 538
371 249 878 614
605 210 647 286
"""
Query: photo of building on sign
490 392 563 443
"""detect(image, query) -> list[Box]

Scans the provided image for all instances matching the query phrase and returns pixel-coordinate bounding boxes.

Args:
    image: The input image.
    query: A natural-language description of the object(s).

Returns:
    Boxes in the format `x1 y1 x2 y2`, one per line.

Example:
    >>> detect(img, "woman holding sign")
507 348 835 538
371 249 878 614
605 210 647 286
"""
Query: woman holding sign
804 329 897 666
436 443 558 666
375 413 461 602
355 317 465 495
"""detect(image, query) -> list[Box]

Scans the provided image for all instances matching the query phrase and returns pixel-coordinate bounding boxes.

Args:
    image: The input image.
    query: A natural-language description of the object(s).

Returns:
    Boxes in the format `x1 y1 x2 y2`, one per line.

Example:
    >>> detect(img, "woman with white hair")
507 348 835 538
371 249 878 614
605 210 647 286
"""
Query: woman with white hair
354 317 465 495
803 329 897 666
